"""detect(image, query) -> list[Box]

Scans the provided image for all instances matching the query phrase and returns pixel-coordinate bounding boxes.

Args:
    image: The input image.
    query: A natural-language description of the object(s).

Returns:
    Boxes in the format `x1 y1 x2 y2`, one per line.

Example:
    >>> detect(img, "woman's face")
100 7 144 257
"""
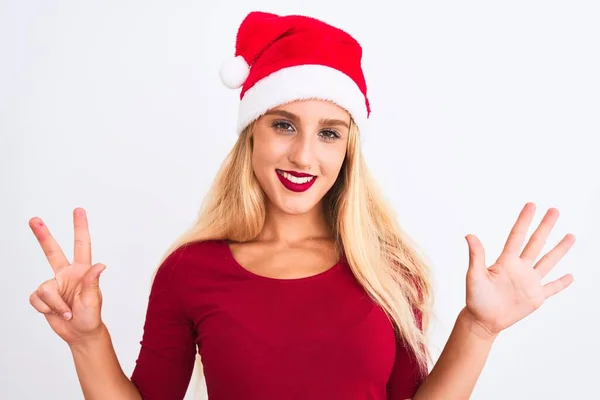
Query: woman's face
251 99 350 215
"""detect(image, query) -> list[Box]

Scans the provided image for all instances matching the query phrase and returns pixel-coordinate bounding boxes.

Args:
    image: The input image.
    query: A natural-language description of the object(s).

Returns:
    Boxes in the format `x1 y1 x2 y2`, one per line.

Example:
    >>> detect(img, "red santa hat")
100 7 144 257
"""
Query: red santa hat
219 11 371 134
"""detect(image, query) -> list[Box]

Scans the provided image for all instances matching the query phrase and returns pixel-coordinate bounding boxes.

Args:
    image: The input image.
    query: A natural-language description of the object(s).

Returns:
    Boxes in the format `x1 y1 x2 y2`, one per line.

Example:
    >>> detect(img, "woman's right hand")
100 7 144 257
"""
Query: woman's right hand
28 207 108 346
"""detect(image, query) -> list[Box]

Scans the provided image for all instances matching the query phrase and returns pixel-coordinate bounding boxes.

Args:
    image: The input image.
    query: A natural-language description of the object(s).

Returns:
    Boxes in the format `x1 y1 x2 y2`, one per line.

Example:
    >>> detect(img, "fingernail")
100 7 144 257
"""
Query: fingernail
63 311 72 320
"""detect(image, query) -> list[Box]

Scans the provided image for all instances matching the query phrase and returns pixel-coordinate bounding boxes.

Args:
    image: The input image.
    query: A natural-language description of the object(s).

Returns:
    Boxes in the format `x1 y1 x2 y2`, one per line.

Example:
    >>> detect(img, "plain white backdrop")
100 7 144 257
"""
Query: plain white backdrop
2 1 598 399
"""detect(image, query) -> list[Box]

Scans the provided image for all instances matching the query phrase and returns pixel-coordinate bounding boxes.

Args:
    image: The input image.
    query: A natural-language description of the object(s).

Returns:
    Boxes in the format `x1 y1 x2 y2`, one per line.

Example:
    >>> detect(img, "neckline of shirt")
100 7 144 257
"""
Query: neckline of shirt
219 239 345 283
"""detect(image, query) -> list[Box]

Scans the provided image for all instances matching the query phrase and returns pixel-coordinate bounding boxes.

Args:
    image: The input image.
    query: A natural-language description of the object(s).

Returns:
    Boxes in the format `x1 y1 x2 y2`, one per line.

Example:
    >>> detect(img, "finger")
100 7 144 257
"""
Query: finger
29 292 53 314
500 202 537 257
73 208 92 265
465 234 486 275
28 217 70 273
37 281 73 320
80 263 106 308
534 234 576 277
543 273 574 298
520 208 560 262
82 263 106 291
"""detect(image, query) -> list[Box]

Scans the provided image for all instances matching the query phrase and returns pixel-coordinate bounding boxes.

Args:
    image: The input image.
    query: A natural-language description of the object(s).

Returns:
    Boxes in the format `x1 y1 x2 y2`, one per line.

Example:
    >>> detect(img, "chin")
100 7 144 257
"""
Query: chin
274 196 320 215
260 175 330 215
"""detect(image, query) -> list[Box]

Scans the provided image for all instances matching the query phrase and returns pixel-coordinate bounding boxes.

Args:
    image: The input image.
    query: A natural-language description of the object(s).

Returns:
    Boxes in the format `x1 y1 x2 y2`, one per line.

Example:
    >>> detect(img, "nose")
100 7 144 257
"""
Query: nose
288 133 314 170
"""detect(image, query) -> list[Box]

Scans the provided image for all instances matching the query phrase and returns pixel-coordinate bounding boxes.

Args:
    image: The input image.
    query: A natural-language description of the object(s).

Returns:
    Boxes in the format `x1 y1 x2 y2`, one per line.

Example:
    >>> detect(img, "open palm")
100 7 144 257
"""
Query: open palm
29 208 107 345
464 202 575 336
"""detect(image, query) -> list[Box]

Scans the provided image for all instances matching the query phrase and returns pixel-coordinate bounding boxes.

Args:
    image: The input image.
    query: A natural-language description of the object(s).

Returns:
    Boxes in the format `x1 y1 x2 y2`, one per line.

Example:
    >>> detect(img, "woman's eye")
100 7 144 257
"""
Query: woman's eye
319 130 341 141
272 121 295 132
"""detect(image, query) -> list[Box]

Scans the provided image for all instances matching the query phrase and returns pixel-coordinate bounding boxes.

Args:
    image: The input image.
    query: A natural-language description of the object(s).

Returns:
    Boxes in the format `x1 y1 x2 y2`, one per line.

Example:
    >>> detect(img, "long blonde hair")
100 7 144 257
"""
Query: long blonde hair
156 118 434 386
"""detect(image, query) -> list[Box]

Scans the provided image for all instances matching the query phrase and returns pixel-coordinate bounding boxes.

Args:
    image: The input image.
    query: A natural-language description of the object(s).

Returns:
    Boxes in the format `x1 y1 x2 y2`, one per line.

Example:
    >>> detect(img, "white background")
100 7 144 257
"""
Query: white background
2 1 598 399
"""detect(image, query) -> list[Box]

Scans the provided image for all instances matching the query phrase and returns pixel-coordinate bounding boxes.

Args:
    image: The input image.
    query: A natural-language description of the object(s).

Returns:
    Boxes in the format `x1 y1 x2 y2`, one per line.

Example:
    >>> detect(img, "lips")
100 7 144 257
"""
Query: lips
276 169 317 193
281 170 314 178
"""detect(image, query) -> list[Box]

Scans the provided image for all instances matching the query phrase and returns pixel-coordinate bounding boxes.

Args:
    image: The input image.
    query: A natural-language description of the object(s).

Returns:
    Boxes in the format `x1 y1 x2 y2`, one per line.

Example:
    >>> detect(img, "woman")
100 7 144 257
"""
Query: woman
27 11 575 400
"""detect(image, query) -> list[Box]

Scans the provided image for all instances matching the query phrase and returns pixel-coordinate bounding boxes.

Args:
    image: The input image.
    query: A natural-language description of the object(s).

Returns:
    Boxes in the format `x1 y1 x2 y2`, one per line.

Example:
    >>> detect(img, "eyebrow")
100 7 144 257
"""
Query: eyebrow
263 109 350 129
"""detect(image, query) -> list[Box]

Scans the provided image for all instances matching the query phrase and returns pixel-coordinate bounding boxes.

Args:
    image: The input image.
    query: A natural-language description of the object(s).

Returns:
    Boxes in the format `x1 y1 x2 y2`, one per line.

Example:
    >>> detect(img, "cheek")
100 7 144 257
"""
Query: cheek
252 138 285 174
318 146 347 177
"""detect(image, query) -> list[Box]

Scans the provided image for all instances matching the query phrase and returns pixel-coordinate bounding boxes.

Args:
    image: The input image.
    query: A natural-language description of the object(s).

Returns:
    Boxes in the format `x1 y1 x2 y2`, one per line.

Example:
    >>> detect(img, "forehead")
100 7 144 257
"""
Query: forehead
271 99 350 121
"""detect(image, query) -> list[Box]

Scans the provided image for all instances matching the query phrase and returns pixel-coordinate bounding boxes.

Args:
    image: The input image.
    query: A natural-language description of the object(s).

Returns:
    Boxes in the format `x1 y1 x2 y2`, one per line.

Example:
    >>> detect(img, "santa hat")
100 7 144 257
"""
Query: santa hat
219 11 371 134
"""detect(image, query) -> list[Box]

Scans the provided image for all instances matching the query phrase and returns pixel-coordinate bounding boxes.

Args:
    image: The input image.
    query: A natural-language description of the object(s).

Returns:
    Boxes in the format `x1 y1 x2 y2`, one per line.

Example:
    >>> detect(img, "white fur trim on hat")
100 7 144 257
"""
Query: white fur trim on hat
236 64 368 134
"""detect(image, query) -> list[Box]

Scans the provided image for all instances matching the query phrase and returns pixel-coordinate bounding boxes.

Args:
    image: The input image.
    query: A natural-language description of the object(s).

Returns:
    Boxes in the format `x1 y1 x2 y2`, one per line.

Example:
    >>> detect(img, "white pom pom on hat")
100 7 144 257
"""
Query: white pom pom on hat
219 55 250 89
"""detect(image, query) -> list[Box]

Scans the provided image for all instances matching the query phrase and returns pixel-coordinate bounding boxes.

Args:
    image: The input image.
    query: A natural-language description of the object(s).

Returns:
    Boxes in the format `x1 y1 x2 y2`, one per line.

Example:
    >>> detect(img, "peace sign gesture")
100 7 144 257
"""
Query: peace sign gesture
464 202 576 337
28 208 107 345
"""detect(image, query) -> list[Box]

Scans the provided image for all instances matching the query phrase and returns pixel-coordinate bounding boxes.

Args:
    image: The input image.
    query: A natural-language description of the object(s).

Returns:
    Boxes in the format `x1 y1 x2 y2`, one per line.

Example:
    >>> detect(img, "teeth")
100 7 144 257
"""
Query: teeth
278 170 315 184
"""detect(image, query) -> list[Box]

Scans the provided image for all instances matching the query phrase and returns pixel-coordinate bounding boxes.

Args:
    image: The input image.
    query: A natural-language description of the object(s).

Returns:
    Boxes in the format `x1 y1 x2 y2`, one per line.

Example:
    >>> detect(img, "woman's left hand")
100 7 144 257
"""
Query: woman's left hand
463 202 575 338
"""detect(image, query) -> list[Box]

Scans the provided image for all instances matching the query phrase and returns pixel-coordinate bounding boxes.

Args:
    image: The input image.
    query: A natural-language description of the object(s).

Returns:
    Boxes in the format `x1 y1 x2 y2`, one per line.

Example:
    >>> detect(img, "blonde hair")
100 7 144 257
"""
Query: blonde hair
156 118 434 388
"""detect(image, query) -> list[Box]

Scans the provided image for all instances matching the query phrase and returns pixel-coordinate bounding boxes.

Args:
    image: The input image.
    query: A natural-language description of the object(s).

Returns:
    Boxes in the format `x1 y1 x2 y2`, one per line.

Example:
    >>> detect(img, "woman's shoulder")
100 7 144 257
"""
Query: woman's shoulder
161 239 228 271
150 240 231 297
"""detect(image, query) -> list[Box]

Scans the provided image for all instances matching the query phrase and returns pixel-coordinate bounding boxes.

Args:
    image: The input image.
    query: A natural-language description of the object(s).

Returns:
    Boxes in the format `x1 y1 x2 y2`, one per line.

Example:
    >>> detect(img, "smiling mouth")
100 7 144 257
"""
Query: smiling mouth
276 169 316 184
275 169 317 193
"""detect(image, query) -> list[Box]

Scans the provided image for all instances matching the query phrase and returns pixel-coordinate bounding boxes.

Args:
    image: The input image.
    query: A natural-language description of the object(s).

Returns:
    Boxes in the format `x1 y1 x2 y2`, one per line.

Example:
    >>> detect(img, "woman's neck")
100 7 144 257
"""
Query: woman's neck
258 202 331 245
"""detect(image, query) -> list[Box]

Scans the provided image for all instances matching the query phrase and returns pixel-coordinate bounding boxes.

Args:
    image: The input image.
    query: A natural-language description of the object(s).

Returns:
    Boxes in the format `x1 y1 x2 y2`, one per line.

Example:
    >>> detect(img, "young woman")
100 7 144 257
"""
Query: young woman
27 11 575 400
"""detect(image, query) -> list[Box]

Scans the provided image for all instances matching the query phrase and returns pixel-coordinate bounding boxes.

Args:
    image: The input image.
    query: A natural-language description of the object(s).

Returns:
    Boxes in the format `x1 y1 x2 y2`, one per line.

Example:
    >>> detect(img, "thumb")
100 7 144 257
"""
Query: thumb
82 263 107 292
465 234 486 275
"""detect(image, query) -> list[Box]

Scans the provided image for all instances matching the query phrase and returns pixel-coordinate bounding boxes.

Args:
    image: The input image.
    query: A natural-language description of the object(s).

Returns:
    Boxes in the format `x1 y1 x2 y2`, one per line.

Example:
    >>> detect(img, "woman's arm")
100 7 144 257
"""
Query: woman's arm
413 204 575 399
67 244 197 400
69 324 142 400
412 308 496 400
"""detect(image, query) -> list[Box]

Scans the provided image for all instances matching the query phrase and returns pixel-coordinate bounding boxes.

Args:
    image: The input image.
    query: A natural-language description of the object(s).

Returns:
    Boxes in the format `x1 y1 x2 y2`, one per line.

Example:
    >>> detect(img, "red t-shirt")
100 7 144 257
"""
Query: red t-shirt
130 240 425 399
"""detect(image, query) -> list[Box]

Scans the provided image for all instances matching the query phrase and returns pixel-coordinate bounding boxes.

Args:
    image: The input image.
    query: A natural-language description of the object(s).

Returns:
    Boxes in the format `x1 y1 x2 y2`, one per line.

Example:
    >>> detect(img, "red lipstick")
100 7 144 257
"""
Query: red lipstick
280 170 314 178
276 169 317 193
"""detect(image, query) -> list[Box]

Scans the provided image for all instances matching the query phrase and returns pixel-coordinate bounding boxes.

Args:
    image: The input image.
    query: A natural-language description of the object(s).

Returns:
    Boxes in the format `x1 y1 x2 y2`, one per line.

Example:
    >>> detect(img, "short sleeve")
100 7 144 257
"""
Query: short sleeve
130 248 197 400
386 308 427 399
